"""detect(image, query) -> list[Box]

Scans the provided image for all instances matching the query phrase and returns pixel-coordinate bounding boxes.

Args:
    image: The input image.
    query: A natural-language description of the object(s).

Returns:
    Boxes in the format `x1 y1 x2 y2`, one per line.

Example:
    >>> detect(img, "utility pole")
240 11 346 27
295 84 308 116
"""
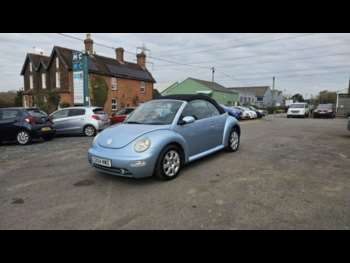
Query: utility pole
272 76 275 90
211 67 215 90
272 76 276 107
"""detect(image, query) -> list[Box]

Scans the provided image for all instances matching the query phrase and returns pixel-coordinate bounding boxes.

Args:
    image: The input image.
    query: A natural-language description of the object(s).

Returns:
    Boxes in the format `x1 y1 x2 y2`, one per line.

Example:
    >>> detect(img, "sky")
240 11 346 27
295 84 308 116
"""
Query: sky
1 33 350 98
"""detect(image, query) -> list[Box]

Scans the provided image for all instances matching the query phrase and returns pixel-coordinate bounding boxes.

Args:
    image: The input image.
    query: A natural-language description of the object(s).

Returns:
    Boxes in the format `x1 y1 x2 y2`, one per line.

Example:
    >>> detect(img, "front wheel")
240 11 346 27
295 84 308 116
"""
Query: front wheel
16 130 31 145
154 145 182 181
84 125 96 137
227 128 240 152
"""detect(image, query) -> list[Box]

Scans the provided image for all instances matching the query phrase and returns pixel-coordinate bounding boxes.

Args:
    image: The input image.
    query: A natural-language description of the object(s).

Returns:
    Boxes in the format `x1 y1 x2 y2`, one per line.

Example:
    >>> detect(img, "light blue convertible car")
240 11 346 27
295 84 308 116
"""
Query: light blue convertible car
88 95 240 180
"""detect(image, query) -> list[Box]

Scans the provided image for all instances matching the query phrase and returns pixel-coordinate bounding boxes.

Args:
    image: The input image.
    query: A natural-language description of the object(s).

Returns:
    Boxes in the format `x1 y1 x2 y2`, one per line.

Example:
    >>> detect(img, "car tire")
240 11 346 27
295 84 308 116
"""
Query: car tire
83 125 96 137
226 127 240 152
42 134 54 141
16 130 31 145
154 145 183 181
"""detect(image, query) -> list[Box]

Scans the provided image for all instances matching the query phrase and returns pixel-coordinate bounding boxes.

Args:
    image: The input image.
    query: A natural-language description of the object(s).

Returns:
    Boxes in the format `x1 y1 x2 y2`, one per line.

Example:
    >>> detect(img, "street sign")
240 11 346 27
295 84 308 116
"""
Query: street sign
72 51 89 106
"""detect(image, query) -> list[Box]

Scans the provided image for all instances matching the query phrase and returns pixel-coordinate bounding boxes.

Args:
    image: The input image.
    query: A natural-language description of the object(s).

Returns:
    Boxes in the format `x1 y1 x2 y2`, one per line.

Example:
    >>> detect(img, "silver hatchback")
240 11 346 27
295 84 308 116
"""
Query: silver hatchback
50 107 110 136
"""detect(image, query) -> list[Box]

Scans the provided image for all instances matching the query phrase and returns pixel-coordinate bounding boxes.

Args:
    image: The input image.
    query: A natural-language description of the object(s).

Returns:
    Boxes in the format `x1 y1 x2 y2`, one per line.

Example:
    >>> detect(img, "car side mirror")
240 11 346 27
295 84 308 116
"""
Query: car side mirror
179 116 195 125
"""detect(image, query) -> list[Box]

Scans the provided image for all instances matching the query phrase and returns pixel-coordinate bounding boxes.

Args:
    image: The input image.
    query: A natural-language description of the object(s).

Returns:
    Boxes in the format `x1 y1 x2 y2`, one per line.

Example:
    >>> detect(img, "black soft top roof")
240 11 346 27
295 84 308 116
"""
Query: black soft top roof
157 94 225 114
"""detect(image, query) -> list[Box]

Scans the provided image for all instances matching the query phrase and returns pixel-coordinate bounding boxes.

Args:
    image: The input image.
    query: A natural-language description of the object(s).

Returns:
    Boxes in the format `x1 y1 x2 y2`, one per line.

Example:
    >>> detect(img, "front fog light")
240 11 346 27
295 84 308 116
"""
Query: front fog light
134 138 151 152
130 160 146 167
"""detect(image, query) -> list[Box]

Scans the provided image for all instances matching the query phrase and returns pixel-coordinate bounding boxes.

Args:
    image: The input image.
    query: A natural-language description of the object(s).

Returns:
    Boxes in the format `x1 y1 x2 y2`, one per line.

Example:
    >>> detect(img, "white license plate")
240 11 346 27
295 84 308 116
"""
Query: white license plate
92 157 111 167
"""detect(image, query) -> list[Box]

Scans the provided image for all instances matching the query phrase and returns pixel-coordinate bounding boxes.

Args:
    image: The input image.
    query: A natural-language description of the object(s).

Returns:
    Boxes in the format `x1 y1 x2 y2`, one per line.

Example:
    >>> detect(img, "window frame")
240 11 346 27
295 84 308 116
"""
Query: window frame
29 75 34 89
51 109 69 120
42 73 46 89
181 99 220 121
68 108 86 117
56 71 60 89
140 81 146 94
111 77 117 91
111 98 117 111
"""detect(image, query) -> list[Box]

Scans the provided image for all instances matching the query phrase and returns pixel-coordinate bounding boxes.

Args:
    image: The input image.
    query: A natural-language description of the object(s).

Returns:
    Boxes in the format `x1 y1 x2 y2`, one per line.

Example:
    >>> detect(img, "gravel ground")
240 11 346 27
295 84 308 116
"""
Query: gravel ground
0 116 349 229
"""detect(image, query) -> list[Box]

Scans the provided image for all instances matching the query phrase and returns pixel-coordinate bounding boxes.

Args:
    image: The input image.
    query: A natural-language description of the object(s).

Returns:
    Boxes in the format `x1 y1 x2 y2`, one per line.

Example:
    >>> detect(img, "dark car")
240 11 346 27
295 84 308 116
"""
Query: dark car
220 105 242 120
110 107 135 124
0 108 55 145
313 104 335 118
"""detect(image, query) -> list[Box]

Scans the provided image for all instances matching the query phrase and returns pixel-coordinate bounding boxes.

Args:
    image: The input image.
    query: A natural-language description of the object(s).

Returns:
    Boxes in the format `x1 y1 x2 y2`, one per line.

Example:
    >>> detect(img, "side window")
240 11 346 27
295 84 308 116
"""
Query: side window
205 101 220 117
68 109 85 117
0 110 19 120
182 100 220 120
52 109 69 120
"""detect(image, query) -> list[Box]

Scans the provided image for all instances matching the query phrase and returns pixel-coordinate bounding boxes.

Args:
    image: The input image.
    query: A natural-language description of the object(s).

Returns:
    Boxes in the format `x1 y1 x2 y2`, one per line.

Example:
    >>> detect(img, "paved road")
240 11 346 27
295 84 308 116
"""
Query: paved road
0 117 349 229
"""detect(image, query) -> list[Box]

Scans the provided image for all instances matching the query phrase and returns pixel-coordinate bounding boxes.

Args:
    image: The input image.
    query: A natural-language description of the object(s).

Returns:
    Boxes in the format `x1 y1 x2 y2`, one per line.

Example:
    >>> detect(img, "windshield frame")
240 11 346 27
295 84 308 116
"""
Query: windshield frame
124 99 185 126
290 104 306 109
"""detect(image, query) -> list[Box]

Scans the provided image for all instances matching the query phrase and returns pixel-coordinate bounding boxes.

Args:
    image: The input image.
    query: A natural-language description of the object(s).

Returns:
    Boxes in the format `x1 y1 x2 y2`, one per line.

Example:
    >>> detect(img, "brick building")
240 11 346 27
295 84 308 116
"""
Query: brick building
20 34 156 114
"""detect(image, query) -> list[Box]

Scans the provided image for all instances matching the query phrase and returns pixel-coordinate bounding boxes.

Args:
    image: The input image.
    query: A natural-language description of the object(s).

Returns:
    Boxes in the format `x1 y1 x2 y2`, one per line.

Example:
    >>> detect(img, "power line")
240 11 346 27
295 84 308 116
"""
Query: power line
164 33 320 58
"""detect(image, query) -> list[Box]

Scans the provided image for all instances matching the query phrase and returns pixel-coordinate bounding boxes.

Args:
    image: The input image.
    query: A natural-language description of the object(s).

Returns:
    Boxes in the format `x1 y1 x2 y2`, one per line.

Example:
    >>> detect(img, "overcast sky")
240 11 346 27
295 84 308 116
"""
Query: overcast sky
1 33 350 98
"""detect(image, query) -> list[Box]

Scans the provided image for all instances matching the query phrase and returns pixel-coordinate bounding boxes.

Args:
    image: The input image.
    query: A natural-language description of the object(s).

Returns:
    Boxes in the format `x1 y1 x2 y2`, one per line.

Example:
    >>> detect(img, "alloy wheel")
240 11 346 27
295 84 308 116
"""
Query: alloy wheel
230 131 239 151
84 126 96 137
163 150 180 177
17 131 30 145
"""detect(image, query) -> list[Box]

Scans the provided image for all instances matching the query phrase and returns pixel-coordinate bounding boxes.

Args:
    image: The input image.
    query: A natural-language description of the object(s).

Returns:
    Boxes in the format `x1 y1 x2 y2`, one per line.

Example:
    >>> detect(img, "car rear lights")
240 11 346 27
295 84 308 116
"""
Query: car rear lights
91 115 100 120
24 116 35 124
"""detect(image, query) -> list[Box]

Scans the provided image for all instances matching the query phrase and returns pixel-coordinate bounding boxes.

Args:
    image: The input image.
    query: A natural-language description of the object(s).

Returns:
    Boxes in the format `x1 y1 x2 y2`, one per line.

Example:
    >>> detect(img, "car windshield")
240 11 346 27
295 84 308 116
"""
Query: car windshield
27 109 47 118
290 104 305 109
317 104 332 109
125 100 183 125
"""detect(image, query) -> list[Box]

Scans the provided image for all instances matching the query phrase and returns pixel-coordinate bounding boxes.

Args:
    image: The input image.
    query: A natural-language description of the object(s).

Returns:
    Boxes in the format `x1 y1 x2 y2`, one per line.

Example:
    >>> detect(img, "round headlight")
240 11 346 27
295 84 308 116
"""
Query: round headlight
134 138 151 153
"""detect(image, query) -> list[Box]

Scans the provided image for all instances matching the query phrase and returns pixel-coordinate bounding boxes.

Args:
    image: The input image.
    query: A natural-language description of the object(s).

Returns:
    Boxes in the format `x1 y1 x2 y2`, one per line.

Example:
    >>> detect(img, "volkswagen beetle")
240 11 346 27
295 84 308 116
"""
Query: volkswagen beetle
88 95 240 180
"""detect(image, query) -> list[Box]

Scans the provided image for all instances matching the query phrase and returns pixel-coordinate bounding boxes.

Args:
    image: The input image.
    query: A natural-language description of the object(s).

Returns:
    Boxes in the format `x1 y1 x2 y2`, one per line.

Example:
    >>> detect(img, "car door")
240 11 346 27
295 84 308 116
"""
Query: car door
0 109 20 141
66 108 86 133
203 100 227 148
175 100 216 157
51 109 69 134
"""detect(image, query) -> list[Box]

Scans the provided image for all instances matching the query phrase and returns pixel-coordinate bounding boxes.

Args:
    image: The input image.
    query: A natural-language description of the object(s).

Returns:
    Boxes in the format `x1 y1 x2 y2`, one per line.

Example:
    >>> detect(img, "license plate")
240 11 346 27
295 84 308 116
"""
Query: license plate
41 127 51 132
92 157 111 167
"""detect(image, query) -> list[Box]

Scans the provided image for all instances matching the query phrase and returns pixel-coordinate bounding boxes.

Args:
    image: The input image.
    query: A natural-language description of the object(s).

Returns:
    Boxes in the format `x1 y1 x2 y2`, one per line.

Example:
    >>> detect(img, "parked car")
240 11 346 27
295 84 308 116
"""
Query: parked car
0 107 55 145
220 104 242 120
248 106 265 118
287 103 310 118
232 107 250 120
88 95 240 180
238 106 257 119
50 107 109 137
110 107 135 124
313 104 336 118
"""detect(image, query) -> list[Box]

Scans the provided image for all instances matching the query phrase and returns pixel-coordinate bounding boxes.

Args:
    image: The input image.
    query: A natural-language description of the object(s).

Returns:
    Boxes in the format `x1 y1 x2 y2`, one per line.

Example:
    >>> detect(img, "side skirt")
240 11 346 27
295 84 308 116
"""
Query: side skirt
188 145 225 163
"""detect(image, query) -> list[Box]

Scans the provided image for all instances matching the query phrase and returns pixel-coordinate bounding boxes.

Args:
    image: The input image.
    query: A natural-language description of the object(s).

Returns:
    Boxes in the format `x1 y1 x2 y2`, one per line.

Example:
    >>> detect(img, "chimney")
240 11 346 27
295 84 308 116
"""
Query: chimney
116 47 124 63
137 51 146 68
84 33 94 55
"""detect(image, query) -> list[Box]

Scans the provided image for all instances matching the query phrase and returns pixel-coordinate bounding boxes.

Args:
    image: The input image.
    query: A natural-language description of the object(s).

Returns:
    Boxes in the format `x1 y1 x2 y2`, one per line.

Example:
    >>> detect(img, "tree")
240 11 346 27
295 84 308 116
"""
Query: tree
90 76 108 107
316 90 337 104
291 93 304 102
14 90 23 106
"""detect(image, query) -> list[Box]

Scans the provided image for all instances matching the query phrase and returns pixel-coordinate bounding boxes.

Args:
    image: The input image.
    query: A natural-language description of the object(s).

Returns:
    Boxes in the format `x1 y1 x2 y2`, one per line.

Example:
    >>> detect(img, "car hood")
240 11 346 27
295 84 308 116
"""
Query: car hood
97 124 169 149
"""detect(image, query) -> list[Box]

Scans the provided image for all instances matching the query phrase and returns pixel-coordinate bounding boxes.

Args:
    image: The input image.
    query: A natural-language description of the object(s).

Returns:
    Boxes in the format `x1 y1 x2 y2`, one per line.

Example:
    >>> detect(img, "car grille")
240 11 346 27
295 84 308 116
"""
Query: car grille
291 110 299 113
93 164 132 176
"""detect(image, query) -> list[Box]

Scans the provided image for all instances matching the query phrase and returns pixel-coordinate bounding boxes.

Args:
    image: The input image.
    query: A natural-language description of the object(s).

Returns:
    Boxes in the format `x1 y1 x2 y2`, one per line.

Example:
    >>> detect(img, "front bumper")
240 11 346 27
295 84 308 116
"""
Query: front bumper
313 112 333 118
88 144 159 178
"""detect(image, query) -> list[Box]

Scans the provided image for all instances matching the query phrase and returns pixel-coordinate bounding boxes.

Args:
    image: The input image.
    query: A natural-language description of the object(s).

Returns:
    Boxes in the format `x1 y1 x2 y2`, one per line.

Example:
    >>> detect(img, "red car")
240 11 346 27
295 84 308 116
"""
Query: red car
110 108 135 124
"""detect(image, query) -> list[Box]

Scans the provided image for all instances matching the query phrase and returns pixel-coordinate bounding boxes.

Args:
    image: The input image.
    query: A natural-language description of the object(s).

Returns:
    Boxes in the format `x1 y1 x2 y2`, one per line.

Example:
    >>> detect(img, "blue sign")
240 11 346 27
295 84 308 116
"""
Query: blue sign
72 51 89 106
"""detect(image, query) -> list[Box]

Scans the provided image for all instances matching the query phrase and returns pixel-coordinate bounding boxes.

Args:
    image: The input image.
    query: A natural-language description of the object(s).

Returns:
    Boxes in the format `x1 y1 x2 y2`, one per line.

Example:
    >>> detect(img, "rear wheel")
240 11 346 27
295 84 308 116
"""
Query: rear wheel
227 127 240 152
16 130 31 145
154 145 182 181
84 125 96 137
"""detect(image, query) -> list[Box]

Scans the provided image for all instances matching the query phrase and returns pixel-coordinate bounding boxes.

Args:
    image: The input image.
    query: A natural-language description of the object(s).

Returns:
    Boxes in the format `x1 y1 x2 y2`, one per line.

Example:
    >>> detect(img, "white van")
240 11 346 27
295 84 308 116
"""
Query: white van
287 103 310 118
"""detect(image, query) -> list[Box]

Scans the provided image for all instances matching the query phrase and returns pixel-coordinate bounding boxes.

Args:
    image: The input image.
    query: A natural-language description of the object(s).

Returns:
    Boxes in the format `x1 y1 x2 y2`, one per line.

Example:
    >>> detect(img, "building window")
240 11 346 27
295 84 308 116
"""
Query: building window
56 72 60 88
29 62 33 72
56 57 59 69
111 78 117 91
111 98 117 111
140 81 146 94
42 73 46 89
29 75 33 90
